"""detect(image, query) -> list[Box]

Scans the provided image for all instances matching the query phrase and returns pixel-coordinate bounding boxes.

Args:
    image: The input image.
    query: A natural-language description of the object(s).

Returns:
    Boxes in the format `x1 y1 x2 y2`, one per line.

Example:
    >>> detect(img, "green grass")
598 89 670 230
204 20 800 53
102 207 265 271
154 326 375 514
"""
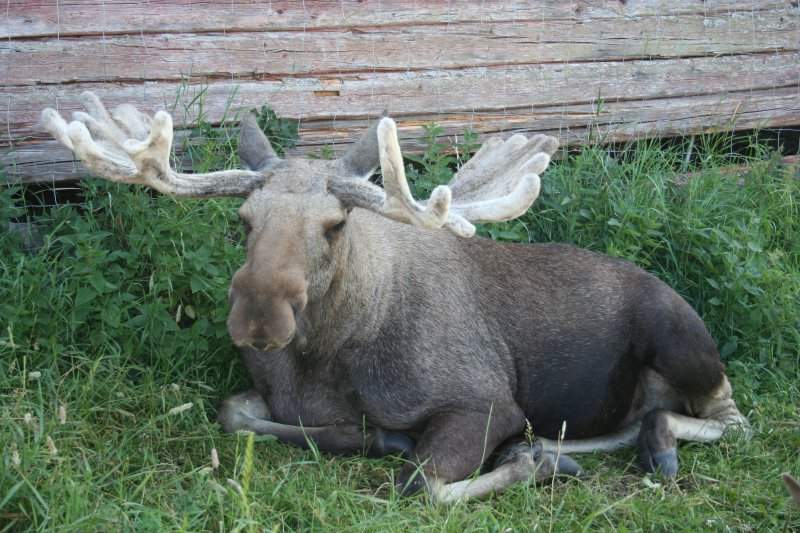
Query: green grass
1 116 799 531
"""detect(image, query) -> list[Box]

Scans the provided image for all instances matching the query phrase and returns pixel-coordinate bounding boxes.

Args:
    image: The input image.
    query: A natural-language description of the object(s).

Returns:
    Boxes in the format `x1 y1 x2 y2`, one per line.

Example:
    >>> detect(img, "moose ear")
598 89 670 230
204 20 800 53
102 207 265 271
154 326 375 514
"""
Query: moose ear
336 114 388 179
239 110 281 171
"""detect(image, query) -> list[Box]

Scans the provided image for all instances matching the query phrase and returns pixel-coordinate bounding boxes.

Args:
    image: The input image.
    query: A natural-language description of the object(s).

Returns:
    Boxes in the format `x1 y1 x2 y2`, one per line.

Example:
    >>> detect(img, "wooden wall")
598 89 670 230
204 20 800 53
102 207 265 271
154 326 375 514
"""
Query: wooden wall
2 1 799 184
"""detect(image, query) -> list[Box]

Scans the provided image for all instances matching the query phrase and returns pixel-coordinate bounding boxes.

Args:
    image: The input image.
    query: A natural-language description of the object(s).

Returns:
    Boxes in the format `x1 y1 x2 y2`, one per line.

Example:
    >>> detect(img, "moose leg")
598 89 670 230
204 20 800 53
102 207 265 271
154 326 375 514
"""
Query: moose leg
637 375 749 478
637 408 744 478
637 410 680 477
396 404 526 498
538 423 642 454
530 376 747 478
429 440 583 503
217 389 414 458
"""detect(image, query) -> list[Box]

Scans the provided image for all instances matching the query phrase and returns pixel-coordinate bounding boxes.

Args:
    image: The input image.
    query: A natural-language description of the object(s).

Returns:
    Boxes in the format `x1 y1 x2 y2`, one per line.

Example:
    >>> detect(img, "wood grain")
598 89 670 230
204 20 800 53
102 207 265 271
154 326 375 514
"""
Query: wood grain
7 53 799 140
2 0 798 184
4 12 796 86
8 87 798 184
3 1 793 38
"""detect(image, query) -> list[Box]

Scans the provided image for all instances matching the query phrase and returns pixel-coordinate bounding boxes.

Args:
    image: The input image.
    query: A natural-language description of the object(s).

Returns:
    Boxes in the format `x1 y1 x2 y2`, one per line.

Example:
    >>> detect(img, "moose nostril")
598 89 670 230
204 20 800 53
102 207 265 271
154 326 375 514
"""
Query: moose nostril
251 340 269 351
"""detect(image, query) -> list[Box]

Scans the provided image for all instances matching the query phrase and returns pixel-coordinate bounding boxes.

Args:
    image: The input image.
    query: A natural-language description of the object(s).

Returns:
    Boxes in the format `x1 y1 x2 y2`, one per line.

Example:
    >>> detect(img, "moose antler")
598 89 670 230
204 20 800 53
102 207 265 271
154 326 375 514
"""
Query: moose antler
329 119 557 237
443 133 559 237
43 93 557 231
42 92 264 197
328 118 452 230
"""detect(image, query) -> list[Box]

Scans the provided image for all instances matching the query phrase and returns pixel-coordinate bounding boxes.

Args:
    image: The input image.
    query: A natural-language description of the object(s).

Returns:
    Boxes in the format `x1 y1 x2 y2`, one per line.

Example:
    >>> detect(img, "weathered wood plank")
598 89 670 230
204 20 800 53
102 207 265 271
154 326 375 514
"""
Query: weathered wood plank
3 0 794 39
5 12 796 87
4 1 798 185
5 52 797 145
7 87 799 184
676 155 800 183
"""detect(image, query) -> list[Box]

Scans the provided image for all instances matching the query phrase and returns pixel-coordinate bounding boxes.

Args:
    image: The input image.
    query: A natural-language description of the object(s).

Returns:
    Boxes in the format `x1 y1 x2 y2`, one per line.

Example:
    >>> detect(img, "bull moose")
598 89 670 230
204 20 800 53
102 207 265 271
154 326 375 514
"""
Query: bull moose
42 93 748 502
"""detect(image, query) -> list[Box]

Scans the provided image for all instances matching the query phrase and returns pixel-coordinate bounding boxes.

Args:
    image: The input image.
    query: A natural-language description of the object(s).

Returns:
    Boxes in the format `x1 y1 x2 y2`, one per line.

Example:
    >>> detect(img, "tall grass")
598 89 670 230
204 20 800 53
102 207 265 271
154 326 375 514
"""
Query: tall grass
1 110 798 531
528 139 800 369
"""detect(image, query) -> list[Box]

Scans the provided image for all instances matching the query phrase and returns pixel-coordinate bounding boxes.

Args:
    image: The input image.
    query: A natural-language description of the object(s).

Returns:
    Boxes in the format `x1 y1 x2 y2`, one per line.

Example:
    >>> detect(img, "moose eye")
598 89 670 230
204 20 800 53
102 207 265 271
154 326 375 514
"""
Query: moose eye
324 220 346 245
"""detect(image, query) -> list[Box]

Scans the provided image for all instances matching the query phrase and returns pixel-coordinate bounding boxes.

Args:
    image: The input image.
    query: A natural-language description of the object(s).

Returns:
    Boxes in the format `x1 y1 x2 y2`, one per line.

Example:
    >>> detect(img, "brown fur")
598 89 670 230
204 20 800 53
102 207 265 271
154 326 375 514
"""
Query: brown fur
784 473 800 504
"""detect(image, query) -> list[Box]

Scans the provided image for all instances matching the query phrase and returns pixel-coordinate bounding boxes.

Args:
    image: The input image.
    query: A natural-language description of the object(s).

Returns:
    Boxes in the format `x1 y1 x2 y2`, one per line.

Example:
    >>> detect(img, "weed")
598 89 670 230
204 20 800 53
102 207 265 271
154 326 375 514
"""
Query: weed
525 136 799 367
404 122 459 197
173 82 301 173
254 105 300 157
173 84 241 173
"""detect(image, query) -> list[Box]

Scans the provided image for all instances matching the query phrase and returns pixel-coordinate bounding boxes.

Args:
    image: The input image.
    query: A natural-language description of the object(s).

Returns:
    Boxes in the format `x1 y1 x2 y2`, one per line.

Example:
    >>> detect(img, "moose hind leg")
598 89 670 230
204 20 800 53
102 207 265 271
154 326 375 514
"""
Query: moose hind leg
637 410 680 478
637 375 749 478
217 389 413 457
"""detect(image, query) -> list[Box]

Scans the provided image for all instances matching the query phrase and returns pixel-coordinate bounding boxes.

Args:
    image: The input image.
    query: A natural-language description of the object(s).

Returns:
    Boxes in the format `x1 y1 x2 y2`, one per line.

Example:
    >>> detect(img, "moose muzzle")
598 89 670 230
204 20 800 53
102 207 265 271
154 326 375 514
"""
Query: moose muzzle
227 265 308 351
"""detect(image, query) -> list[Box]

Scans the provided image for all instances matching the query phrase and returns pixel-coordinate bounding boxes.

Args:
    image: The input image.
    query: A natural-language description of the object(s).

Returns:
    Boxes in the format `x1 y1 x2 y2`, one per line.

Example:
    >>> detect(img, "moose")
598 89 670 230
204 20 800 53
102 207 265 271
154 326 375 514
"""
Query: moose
43 93 748 502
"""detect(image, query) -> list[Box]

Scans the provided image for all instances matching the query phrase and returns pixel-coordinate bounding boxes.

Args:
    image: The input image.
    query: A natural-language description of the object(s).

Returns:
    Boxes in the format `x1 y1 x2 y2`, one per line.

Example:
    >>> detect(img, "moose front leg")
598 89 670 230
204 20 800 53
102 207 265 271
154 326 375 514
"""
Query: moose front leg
396 403 526 498
431 443 584 503
217 390 414 458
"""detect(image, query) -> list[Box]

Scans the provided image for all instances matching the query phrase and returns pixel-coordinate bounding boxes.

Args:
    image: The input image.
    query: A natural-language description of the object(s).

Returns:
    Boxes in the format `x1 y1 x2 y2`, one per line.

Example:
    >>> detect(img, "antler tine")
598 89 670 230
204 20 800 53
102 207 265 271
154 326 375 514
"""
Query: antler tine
42 92 265 198
376 118 452 229
329 117 451 230
329 120 557 237
442 133 559 237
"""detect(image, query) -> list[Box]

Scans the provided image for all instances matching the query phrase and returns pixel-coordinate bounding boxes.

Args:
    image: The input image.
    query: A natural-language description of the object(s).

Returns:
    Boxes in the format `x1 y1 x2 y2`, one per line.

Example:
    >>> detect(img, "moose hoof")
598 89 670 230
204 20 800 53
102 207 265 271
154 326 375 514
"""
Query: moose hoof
491 440 544 469
640 448 679 479
638 409 679 479
396 464 429 497
551 453 583 478
533 452 584 482
492 440 582 482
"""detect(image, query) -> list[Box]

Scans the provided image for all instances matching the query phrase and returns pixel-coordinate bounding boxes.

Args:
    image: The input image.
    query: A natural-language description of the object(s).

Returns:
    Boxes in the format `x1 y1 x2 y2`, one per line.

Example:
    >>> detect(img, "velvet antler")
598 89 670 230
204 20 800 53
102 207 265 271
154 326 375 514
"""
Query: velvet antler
327 117 451 230
43 93 557 232
42 92 264 198
328 119 557 237
443 133 559 237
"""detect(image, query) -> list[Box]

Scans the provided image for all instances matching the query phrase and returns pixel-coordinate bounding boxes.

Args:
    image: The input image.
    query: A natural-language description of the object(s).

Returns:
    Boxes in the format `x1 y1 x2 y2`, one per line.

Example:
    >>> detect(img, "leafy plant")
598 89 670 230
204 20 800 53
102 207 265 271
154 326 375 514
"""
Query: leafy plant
404 122 459 197
172 82 300 174
254 105 300 157
173 84 241 173
523 137 799 366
